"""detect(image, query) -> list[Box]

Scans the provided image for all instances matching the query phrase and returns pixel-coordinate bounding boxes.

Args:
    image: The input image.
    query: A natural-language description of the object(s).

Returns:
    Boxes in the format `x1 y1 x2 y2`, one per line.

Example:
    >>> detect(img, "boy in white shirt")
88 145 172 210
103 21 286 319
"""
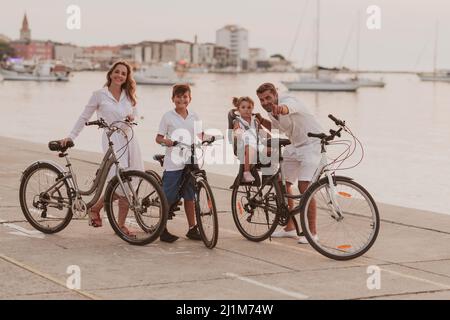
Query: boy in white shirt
155 84 202 243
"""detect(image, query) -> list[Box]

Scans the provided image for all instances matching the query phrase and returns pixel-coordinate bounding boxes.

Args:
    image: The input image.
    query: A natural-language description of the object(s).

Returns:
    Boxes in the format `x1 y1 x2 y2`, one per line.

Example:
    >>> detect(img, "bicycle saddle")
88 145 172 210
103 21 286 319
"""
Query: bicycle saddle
48 140 74 153
153 154 165 166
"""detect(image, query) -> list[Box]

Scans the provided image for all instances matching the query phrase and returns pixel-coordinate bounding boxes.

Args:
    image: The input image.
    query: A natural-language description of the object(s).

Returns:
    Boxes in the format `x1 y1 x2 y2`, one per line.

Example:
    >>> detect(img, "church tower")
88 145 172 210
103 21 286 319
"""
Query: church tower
20 13 31 41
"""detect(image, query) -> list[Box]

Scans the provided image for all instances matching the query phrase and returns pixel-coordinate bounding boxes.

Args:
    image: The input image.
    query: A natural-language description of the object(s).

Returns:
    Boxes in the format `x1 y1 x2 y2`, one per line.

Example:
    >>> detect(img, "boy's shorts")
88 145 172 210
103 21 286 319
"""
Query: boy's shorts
162 169 195 205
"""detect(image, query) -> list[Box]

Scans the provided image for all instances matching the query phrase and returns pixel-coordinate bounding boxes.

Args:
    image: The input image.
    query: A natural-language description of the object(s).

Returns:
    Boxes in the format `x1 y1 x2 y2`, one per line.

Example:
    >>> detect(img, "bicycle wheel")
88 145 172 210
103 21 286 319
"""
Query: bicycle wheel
300 176 380 260
145 169 162 185
104 170 168 245
231 179 281 242
195 178 219 249
19 162 73 234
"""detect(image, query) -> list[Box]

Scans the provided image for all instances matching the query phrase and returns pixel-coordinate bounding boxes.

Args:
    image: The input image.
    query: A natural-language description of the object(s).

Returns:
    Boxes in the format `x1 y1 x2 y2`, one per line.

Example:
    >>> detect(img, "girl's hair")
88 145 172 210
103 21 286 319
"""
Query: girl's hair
105 60 137 106
232 96 254 109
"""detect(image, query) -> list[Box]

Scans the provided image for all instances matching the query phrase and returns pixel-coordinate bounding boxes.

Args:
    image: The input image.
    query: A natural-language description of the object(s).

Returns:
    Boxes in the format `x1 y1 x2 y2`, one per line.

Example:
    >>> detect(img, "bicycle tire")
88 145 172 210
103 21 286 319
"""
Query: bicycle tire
104 170 168 245
195 178 219 249
300 176 380 260
19 162 73 234
231 179 281 242
145 169 163 185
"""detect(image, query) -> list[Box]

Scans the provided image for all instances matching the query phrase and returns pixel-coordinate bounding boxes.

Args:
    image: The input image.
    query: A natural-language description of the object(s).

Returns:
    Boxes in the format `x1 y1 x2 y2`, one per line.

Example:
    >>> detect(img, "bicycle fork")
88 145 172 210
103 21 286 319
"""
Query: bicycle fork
115 169 138 211
325 171 344 221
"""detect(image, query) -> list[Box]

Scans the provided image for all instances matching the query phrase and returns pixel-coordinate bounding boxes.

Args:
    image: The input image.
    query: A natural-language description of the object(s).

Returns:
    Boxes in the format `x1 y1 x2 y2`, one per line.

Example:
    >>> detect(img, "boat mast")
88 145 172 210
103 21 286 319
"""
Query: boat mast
315 0 320 78
433 20 439 76
356 10 361 79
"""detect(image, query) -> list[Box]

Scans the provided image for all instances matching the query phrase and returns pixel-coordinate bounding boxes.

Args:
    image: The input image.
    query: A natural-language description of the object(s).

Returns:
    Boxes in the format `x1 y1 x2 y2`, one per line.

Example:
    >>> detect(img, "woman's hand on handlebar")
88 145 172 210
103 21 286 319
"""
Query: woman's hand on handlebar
59 137 73 147
126 114 135 122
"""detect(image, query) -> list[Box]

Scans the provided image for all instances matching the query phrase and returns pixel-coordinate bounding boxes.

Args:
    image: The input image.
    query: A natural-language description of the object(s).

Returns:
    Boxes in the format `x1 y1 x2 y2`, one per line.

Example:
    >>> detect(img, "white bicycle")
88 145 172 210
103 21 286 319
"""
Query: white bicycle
231 114 380 260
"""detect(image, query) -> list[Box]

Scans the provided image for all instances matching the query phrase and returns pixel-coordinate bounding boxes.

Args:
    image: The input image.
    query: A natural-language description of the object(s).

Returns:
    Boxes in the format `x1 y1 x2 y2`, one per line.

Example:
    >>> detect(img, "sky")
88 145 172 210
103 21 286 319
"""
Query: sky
1 0 450 71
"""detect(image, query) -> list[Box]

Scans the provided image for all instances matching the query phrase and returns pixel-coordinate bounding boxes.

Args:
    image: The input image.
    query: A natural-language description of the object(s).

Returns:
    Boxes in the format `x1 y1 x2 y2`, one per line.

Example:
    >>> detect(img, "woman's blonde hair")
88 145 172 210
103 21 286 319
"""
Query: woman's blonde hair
232 96 254 109
105 60 137 106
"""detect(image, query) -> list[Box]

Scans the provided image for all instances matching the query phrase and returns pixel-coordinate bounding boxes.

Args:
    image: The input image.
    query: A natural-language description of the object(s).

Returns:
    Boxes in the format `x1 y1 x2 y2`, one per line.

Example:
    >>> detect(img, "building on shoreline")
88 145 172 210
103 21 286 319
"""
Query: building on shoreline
216 25 249 70
6 14 291 72
10 13 54 61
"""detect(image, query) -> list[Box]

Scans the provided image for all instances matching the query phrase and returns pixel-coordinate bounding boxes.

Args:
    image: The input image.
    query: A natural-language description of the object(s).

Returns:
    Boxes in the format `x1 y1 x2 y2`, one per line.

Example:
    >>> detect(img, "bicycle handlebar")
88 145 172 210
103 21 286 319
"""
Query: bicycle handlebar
85 119 105 127
328 114 345 127
162 136 223 148
307 132 327 139
308 127 343 142
85 118 137 129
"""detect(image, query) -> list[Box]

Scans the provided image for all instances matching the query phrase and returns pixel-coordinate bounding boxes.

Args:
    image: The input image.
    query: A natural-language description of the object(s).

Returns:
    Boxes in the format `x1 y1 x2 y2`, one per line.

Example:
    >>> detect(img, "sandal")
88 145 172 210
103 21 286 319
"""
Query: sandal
119 225 136 238
88 209 103 228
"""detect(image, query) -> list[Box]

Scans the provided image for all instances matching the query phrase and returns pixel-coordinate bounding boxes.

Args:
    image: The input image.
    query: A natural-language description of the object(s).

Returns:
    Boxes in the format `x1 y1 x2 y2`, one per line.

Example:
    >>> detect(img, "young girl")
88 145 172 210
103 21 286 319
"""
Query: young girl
232 97 270 183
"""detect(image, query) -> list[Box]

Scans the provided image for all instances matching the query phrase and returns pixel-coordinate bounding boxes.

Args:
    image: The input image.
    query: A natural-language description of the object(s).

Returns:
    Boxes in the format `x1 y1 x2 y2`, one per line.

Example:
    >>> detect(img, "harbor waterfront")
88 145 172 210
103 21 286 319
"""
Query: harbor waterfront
0 71 449 216
1 136 449 299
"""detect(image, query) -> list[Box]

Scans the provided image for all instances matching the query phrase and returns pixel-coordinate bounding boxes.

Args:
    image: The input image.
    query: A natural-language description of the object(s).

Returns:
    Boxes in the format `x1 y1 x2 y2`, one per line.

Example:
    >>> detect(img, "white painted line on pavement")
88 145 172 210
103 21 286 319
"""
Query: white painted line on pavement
225 272 309 299
2 223 45 239
380 267 450 290
0 253 101 300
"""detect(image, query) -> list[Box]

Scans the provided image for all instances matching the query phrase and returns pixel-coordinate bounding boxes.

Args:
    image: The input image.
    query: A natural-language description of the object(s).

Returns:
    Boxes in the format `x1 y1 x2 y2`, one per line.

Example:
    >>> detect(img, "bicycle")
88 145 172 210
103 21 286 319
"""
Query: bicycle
149 136 221 249
19 118 168 246
231 114 380 260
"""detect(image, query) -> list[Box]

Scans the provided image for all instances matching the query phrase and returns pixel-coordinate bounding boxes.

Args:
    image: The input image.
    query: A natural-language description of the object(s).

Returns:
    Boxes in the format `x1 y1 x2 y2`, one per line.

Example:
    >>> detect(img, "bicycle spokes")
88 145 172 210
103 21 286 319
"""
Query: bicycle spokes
302 178 379 260
106 172 166 245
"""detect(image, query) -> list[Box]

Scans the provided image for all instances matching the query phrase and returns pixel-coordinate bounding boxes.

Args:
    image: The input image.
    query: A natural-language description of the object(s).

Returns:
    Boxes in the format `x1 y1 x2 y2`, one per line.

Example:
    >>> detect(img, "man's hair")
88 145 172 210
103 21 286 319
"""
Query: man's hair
172 84 191 98
256 83 277 95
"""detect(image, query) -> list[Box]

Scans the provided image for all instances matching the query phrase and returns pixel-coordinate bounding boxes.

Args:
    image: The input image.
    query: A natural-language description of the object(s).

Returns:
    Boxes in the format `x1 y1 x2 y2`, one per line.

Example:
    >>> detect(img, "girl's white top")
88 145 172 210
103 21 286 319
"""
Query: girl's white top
235 115 259 147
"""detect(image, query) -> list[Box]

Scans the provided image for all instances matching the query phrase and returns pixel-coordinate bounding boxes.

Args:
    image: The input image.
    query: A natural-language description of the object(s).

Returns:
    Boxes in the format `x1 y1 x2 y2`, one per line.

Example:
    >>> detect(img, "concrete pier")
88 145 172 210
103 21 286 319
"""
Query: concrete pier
1 136 449 300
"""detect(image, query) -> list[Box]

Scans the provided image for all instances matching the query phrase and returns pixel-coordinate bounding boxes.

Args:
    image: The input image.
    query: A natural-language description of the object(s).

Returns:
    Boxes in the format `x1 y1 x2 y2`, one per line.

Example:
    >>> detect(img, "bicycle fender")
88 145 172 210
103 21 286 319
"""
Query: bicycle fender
333 175 354 183
21 160 75 190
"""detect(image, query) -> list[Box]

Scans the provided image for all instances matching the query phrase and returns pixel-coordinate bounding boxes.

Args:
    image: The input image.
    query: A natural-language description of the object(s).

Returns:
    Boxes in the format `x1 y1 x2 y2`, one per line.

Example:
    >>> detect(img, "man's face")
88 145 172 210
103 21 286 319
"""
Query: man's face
257 90 278 112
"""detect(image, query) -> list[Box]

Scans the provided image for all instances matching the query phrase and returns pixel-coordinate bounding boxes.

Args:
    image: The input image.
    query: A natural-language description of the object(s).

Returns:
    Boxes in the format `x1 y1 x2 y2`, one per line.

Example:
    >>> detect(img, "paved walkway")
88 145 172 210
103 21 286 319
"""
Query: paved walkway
1 136 450 300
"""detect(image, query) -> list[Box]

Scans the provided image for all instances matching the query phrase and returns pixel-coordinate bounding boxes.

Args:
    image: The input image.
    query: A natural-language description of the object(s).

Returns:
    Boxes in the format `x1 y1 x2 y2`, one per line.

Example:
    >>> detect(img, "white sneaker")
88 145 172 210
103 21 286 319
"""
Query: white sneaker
271 229 298 238
242 171 255 183
298 234 319 244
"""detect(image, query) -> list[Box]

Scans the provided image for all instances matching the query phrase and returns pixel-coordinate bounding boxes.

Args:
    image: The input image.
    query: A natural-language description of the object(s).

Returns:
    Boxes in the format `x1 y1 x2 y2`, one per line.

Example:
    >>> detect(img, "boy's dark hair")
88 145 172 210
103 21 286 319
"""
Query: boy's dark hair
256 83 277 95
172 84 191 98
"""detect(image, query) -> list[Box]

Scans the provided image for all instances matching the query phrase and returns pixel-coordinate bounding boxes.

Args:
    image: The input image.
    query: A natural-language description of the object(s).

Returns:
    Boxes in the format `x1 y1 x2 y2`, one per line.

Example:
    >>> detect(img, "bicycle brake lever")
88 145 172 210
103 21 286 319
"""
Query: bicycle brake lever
329 129 341 138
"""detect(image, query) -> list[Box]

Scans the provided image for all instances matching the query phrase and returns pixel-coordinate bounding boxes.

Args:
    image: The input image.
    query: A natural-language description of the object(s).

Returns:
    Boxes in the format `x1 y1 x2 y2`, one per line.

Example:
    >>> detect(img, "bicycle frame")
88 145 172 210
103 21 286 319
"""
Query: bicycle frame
244 140 342 218
38 126 135 211
167 142 208 210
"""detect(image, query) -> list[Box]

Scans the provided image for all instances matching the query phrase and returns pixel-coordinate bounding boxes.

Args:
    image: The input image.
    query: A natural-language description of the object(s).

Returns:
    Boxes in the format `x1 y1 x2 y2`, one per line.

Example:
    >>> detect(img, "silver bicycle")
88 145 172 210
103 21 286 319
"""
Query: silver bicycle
19 118 168 245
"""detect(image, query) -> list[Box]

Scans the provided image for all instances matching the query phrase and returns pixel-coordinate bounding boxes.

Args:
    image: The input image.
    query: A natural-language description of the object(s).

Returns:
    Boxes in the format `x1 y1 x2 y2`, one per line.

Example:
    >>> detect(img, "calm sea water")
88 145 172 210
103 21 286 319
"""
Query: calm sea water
1 71 449 215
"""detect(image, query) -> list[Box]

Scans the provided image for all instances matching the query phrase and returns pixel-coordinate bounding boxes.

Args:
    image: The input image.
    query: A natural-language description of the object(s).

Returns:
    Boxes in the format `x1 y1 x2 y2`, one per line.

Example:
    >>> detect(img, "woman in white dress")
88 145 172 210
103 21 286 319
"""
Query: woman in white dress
60 61 144 235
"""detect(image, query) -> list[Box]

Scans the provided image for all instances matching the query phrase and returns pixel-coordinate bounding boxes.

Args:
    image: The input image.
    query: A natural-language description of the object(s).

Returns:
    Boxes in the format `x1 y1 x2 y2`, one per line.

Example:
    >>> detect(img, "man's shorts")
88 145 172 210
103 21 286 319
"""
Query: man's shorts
281 143 321 183
162 169 195 206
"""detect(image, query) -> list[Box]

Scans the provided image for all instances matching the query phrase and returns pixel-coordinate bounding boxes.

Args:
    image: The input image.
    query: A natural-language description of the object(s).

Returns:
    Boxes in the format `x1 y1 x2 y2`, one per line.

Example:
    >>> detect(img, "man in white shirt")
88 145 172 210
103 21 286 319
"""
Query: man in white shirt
256 83 322 244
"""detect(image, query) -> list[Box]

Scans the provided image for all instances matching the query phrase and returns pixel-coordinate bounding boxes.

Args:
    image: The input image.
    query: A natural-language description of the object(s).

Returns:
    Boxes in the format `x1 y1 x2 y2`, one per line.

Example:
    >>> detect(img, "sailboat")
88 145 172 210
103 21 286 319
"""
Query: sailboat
282 0 359 92
418 21 450 82
351 11 385 88
0 60 70 82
